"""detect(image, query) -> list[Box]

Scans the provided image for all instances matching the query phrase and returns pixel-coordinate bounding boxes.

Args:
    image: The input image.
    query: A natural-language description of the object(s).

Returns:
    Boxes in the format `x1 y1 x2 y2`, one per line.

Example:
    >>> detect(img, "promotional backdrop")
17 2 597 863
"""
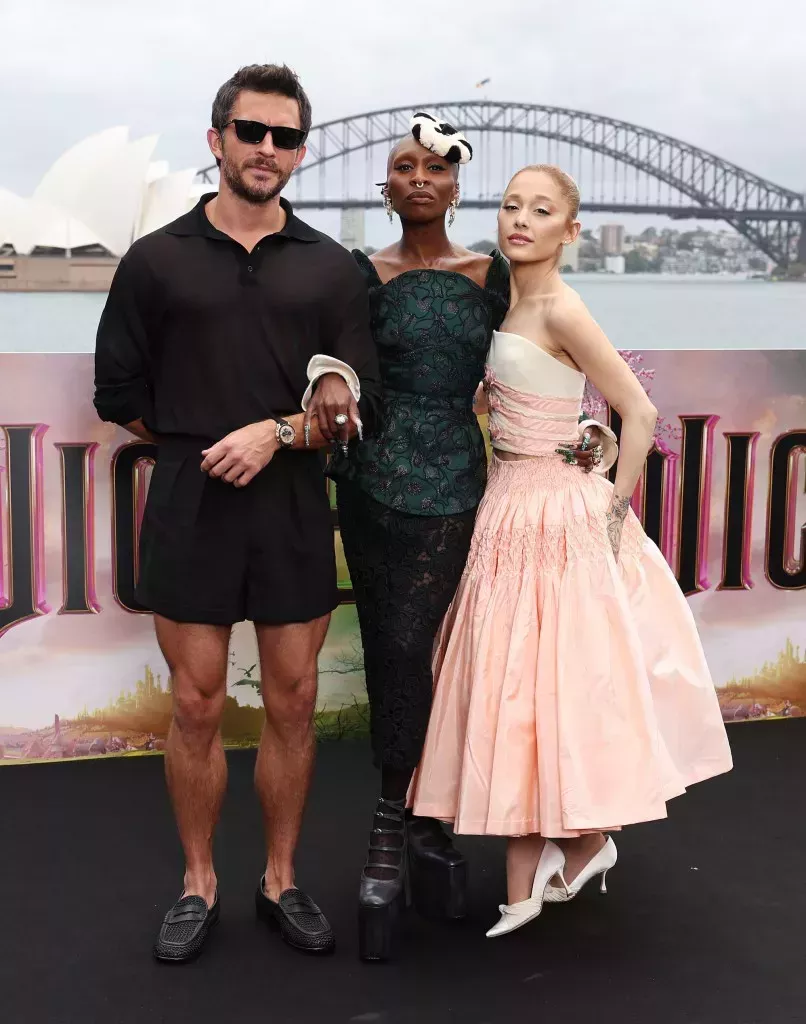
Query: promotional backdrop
1 350 804 764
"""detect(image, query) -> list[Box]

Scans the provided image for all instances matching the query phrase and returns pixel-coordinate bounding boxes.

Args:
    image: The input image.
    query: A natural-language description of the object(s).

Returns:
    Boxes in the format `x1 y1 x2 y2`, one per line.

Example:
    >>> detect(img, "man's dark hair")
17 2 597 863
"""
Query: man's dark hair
211 64 312 136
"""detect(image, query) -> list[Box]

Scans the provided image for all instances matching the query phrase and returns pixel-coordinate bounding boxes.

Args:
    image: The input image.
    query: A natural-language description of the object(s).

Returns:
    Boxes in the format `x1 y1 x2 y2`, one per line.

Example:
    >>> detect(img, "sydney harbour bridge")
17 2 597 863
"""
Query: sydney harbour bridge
199 101 806 267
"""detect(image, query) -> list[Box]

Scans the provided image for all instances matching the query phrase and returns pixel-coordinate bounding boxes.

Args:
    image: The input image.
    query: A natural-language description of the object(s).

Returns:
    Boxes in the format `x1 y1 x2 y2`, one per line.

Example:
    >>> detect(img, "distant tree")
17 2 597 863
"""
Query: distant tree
747 256 767 272
560 264 575 273
468 239 496 254
362 246 378 256
624 250 651 274
581 229 595 242
639 227 658 242
704 240 727 257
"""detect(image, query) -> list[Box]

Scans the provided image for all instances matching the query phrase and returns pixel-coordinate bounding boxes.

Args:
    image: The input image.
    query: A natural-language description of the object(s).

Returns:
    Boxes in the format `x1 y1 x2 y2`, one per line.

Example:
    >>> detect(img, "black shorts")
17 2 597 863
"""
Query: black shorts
136 435 339 626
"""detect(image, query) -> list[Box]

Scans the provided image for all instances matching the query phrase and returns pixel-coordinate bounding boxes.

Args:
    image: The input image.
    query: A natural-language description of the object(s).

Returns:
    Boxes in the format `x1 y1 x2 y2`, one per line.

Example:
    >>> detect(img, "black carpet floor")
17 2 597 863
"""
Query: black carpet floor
1 719 803 1024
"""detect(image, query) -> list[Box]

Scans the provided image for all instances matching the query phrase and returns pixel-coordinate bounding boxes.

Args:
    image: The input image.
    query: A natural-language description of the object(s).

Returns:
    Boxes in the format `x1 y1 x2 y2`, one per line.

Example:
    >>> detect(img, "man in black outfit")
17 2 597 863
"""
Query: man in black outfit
94 64 380 961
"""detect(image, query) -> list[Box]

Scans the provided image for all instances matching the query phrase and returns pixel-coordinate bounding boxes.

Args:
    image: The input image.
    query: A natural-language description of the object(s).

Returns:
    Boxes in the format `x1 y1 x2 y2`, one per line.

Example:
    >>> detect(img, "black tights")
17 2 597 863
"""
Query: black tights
337 483 476 774
338 486 475 881
381 766 412 803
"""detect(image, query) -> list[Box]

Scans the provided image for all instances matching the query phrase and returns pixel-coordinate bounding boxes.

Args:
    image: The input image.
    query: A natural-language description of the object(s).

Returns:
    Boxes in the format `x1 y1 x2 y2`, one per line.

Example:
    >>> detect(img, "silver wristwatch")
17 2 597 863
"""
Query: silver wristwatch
275 418 296 448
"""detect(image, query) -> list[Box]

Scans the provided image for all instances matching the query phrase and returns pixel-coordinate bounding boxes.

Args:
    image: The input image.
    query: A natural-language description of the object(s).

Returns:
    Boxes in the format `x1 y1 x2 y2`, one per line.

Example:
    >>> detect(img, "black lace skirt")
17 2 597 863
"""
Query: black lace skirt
337 482 477 773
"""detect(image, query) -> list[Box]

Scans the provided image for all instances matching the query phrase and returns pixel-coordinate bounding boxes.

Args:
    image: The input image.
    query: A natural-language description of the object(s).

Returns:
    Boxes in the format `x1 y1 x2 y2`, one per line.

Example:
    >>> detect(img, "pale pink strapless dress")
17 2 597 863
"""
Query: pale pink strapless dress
410 331 733 837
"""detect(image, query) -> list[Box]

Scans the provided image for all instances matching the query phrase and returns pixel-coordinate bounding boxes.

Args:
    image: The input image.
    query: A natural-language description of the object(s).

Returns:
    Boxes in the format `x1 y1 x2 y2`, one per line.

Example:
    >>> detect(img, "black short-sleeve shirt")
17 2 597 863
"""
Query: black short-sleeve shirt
93 193 381 440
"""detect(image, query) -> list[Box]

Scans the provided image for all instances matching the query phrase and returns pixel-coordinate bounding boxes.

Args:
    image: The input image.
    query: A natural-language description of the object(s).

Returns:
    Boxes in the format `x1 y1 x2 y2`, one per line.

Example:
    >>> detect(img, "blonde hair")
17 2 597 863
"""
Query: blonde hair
509 164 580 219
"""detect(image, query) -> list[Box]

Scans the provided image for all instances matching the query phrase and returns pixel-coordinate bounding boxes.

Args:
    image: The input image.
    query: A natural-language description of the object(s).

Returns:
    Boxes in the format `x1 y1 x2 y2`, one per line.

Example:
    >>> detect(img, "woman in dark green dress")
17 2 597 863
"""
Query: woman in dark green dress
327 114 604 961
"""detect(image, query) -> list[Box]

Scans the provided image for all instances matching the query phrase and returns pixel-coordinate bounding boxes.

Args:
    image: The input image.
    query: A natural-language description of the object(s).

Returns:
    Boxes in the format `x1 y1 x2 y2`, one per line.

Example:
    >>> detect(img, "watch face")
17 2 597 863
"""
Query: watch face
278 422 295 446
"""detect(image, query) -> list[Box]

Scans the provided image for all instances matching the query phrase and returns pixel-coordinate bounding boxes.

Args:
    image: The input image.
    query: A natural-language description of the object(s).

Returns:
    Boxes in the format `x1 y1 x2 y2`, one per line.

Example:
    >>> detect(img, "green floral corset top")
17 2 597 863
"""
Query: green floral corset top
329 248 510 516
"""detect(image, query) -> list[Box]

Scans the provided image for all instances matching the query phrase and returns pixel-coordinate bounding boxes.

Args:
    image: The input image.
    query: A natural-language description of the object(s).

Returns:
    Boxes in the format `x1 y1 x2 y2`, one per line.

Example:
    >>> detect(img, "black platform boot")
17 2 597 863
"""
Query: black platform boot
358 797 408 962
406 812 468 921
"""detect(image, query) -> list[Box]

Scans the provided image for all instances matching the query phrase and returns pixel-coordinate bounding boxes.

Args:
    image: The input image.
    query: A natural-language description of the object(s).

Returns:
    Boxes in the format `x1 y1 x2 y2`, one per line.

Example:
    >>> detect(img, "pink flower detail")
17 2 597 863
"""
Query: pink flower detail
581 349 681 445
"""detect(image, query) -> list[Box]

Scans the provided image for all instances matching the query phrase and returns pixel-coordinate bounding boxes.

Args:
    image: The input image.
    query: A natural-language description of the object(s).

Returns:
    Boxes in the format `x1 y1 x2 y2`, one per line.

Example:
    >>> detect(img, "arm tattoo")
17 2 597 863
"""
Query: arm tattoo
606 494 631 559
607 494 632 522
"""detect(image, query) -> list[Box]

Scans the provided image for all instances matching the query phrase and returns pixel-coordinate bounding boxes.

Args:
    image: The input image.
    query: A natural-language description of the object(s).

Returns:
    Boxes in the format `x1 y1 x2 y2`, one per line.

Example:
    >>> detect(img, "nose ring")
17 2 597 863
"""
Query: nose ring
414 181 425 189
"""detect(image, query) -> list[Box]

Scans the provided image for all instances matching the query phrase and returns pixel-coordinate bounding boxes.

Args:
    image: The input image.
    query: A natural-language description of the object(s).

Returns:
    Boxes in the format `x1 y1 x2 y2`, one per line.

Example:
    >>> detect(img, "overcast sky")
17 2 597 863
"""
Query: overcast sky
2 0 804 244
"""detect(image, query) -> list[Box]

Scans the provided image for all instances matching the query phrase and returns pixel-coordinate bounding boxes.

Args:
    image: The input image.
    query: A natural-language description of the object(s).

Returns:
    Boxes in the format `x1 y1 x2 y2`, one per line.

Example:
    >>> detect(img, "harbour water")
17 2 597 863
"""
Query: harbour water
1 275 804 353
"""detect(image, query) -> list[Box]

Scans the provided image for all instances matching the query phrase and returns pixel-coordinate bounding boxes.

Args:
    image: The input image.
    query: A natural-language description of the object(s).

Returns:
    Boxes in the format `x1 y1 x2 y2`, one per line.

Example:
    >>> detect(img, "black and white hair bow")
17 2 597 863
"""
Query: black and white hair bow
410 112 473 165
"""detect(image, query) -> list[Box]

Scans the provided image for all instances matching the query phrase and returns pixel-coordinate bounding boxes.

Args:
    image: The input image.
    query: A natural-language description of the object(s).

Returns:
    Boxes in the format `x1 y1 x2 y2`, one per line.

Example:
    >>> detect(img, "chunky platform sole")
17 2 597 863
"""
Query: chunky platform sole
358 889 406 962
409 851 468 921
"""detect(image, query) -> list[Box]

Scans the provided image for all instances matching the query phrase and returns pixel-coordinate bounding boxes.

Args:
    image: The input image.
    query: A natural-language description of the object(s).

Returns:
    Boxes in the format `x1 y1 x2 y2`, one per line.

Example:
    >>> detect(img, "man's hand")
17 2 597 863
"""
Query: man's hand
303 372 361 448
556 425 605 473
124 418 157 444
200 421 278 487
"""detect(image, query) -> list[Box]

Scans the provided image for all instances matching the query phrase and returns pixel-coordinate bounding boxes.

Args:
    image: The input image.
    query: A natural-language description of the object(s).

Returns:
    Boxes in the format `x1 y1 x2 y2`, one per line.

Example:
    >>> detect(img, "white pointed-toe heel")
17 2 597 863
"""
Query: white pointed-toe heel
486 840 566 939
543 836 617 904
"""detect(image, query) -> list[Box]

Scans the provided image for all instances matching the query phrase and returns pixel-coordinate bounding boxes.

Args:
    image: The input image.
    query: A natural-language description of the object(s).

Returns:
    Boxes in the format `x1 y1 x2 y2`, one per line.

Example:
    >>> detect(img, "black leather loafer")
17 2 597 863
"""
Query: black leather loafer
256 879 335 955
153 893 219 963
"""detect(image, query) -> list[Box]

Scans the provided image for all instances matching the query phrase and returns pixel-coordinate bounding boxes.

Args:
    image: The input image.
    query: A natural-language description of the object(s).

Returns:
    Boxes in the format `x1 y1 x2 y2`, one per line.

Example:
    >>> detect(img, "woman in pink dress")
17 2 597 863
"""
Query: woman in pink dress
410 164 733 938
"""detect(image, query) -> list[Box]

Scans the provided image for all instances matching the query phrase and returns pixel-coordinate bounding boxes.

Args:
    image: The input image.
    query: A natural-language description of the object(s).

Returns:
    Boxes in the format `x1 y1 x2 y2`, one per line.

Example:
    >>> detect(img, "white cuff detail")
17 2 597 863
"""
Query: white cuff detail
578 419 619 474
301 355 361 411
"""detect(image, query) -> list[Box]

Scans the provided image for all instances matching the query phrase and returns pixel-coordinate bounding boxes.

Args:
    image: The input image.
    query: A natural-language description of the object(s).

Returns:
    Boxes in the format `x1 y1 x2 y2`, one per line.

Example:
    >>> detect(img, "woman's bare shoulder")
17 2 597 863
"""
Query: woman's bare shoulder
546 281 595 327
368 243 401 267
451 247 494 288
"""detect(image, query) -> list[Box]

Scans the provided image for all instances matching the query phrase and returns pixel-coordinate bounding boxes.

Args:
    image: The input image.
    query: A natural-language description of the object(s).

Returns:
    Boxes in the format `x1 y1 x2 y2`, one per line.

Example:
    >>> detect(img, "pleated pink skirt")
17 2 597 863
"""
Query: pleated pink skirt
410 454 733 837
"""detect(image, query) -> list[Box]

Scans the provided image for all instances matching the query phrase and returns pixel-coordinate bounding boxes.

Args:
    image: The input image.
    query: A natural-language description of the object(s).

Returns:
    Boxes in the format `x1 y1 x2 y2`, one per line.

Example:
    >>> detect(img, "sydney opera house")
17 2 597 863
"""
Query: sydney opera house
0 128 204 290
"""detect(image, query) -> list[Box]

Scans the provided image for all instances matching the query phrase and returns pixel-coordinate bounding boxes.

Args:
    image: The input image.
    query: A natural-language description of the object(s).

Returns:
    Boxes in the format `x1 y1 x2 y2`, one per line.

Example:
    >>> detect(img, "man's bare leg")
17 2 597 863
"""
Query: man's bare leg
157 615 232 906
254 614 330 899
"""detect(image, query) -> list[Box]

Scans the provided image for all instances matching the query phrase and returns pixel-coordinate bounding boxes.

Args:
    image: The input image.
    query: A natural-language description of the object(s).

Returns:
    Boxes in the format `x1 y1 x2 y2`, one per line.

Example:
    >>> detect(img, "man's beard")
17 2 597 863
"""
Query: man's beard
220 151 292 205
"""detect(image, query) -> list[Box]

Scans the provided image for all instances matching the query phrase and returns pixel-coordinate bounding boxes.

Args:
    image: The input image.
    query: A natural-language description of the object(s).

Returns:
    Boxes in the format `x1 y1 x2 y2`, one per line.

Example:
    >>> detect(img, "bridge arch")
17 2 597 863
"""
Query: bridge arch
200 101 804 266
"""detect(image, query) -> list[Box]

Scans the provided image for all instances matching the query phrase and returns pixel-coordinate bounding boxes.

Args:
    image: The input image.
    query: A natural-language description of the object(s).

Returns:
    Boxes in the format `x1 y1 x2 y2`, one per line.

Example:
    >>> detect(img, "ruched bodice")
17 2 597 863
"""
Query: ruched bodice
485 331 586 456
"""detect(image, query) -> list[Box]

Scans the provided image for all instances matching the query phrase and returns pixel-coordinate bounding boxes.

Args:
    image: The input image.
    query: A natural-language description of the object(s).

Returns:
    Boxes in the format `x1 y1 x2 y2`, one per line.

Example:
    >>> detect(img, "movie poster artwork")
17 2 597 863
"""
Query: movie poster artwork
1 351 804 764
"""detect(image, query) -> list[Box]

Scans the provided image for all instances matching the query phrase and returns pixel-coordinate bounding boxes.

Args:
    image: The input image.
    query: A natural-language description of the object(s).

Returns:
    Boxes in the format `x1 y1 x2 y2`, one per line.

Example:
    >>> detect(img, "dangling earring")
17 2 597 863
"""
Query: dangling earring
448 188 460 228
383 188 394 223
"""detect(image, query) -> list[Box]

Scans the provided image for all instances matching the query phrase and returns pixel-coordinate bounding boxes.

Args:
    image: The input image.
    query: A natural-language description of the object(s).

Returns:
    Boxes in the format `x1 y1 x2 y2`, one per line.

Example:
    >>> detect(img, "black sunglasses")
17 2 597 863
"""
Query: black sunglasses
220 119 307 150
